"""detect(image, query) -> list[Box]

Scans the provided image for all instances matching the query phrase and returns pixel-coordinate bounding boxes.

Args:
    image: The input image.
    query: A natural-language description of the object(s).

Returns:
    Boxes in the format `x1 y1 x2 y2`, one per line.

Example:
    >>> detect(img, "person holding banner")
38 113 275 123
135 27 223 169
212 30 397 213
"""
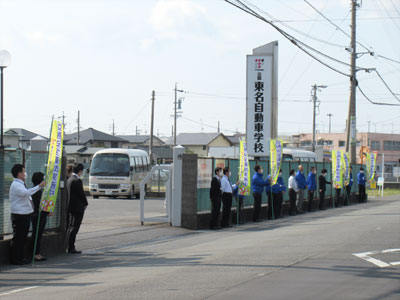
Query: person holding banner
345 166 353 206
265 175 273 219
306 167 317 212
251 165 270 222
271 171 286 219
30 172 50 262
295 165 307 214
288 169 298 216
209 167 223 230
357 167 366 203
67 164 88 254
318 169 331 210
220 167 238 228
9 164 45 265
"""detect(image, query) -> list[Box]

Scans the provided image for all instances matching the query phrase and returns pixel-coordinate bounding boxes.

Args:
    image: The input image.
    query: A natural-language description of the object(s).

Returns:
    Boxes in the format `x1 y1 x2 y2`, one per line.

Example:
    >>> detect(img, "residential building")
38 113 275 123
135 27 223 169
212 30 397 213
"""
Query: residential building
7 128 48 149
3 129 20 148
166 133 232 157
118 135 165 149
64 128 127 148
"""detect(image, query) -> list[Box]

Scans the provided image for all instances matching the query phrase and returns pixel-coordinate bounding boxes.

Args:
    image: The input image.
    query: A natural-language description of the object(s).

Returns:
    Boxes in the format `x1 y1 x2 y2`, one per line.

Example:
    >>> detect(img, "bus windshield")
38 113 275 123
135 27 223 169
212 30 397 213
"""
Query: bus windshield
90 153 130 176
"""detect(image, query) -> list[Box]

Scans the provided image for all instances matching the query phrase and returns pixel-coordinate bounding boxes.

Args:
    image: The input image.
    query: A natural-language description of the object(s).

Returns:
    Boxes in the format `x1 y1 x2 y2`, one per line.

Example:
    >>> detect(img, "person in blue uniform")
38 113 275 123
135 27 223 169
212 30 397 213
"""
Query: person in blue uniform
306 167 317 212
251 165 270 222
295 165 307 213
271 171 286 219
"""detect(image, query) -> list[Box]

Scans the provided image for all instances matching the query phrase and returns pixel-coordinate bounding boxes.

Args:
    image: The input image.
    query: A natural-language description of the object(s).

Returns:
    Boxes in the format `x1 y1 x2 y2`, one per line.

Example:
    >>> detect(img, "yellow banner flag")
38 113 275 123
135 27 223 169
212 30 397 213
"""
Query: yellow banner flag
40 120 64 212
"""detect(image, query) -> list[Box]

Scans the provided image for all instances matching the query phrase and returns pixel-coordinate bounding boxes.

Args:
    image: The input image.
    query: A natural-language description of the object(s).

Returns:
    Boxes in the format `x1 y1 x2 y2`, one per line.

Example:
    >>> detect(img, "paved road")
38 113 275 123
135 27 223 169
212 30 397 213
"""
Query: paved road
0 196 399 300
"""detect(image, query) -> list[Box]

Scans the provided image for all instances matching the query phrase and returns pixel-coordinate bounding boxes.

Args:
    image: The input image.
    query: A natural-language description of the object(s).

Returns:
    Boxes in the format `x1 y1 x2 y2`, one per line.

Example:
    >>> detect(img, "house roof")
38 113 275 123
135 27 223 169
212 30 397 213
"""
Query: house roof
226 133 245 145
64 128 127 145
4 129 22 137
165 132 230 146
137 146 173 159
8 128 48 141
64 145 106 155
117 135 165 145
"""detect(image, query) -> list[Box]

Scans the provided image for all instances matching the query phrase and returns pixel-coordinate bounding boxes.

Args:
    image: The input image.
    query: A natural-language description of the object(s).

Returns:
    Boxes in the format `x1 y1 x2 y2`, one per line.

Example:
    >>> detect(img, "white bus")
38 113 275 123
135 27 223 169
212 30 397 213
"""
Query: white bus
89 149 150 199
282 148 317 162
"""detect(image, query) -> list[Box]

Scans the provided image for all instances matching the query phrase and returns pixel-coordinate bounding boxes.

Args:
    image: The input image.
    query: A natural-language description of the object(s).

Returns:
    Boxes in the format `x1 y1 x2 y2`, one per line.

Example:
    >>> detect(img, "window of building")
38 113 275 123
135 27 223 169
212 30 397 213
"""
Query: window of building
371 141 380 151
356 141 361 147
384 140 400 151
301 140 311 146
203 145 207 150
339 140 345 147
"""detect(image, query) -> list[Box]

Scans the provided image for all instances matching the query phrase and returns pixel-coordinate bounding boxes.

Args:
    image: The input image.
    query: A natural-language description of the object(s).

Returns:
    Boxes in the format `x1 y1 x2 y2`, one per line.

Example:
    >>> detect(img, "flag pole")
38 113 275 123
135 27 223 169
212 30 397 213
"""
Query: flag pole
32 120 54 265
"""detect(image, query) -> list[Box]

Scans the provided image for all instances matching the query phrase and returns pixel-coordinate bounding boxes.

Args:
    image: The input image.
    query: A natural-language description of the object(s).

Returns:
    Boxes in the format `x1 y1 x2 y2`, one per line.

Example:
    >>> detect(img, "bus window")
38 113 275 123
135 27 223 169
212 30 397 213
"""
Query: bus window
143 157 149 171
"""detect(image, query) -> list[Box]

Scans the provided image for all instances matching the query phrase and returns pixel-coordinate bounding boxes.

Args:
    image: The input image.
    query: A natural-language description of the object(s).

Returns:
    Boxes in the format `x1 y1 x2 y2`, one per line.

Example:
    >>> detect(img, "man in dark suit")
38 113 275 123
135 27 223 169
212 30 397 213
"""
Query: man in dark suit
209 167 222 230
66 164 88 254
319 169 331 210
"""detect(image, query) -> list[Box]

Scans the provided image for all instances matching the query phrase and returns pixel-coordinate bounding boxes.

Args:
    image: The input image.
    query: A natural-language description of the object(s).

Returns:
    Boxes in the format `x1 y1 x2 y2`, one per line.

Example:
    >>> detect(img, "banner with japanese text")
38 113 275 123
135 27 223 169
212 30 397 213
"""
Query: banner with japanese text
246 55 272 156
40 120 64 212
342 152 350 186
239 139 251 196
331 150 343 188
366 152 377 181
270 139 283 185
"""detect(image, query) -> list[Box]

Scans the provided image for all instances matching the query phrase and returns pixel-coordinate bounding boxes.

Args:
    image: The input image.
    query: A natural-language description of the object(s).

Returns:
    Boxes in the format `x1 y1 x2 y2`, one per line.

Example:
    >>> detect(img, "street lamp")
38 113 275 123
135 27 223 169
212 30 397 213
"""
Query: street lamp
0 49 11 148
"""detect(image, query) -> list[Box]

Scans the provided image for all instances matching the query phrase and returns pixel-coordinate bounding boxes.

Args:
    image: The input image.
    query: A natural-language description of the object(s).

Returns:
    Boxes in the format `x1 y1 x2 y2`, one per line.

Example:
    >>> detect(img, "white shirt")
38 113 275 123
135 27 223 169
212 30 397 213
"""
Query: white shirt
220 175 236 194
9 179 40 214
288 175 299 192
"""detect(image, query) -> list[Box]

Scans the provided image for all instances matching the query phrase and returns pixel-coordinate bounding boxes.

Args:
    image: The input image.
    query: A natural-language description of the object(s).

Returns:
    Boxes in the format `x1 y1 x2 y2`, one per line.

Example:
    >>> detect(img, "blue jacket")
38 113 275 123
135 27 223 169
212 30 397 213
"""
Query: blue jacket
251 172 269 194
272 176 286 194
265 175 271 193
357 172 366 186
295 171 307 189
306 172 316 191
348 172 353 187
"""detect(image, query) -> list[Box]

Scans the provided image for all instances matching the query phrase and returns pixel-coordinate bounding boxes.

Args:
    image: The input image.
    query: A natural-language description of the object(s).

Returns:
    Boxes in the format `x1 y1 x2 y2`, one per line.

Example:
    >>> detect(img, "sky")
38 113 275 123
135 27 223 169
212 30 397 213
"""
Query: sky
0 0 399 138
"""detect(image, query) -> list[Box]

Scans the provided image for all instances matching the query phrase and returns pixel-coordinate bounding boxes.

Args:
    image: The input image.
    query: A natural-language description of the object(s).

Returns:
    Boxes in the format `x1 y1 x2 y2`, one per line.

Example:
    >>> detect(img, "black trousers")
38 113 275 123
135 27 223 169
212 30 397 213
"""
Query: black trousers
267 191 273 219
359 184 366 203
345 185 351 205
67 212 84 251
221 193 232 227
307 190 315 211
253 192 262 221
289 189 297 215
31 211 49 255
11 213 31 263
335 189 341 207
210 197 221 228
319 190 325 210
272 192 282 218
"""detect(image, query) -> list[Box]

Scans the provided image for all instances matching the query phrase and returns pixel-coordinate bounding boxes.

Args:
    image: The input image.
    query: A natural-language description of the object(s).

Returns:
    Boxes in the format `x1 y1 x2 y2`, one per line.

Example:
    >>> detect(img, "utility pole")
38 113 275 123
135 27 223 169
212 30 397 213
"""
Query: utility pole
345 0 358 164
218 121 220 133
111 119 115 136
311 84 327 152
77 110 80 145
173 83 185 146
149 90 155 164
368 121 371 133
327 113 333 133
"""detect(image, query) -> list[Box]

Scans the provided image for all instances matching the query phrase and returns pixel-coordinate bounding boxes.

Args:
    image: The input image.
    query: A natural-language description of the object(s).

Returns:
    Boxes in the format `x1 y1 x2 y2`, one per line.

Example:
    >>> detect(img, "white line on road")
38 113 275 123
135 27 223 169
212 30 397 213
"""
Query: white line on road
0 286 38 297
353 248 400 268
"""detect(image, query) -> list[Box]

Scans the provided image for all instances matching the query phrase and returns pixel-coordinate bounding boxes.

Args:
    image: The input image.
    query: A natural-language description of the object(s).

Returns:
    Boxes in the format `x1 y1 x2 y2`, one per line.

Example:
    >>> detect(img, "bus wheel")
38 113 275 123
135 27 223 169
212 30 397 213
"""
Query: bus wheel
93 195 99 199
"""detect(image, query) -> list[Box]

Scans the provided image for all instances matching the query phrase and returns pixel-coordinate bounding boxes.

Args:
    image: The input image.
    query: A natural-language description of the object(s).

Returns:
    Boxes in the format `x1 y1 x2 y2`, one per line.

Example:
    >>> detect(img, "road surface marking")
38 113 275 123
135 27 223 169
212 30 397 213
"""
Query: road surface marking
353 248 400 268
0 286 38 297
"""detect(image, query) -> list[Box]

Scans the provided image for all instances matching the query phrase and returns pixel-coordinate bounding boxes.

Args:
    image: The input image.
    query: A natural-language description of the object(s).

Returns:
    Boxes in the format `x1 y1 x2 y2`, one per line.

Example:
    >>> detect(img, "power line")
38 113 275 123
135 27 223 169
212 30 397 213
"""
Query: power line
378 0 400 32
181 117 239 133
224 0 351 77
373 69 400 102
357 86 400 106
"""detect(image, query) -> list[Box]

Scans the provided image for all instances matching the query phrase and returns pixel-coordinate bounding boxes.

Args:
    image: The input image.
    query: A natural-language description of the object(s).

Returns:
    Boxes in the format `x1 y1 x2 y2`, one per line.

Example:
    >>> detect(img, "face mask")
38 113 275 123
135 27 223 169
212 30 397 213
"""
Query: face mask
228 171 232 177
360 171 364 174
279 173 282 177
260 169 263 174
219 171 223 177
24 172 27 179
323 173 327 177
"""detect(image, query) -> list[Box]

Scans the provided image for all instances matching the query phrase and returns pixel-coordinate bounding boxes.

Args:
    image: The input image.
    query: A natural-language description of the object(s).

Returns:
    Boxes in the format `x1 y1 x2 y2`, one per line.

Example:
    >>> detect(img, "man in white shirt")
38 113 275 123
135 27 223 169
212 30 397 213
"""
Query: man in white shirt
220 167 238 228
9 164 45 265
